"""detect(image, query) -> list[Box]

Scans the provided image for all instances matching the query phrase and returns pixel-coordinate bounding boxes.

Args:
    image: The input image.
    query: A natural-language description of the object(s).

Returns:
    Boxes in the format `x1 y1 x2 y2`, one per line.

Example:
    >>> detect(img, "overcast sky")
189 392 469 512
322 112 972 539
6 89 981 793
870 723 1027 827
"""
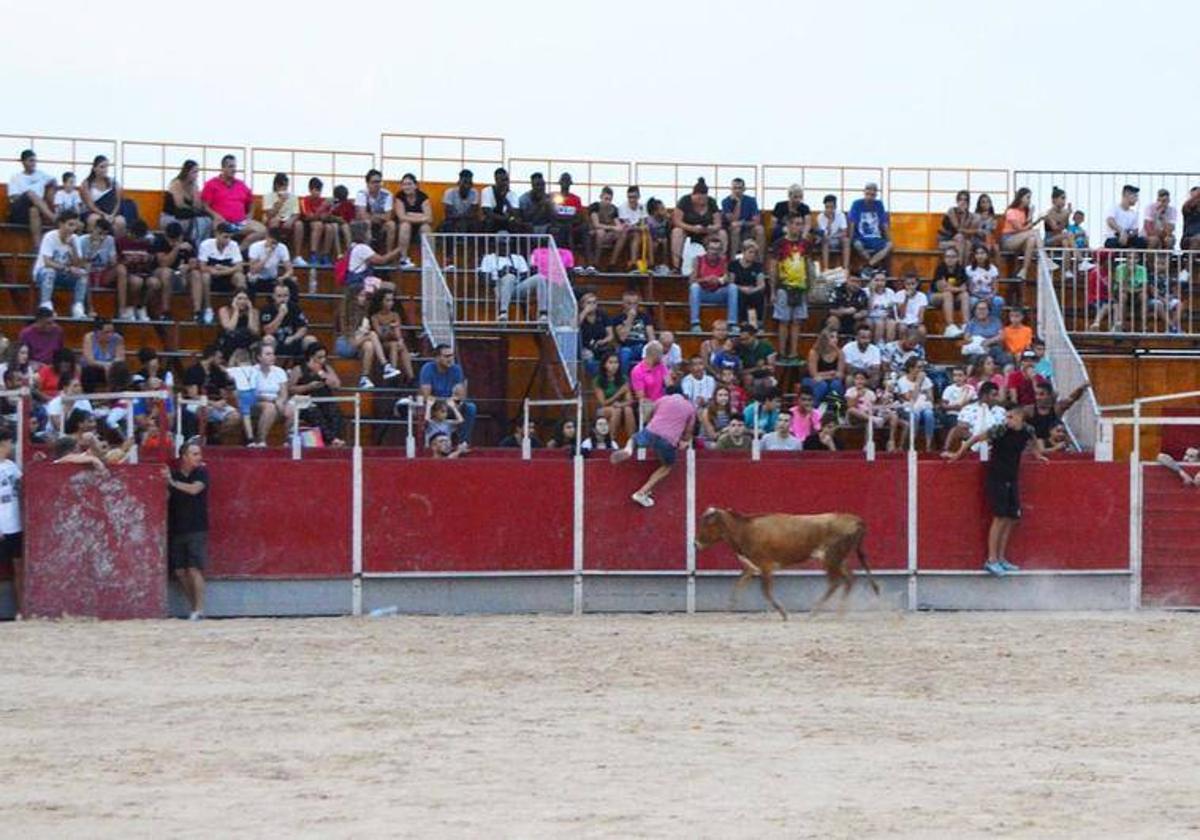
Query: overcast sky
4 0 1198 179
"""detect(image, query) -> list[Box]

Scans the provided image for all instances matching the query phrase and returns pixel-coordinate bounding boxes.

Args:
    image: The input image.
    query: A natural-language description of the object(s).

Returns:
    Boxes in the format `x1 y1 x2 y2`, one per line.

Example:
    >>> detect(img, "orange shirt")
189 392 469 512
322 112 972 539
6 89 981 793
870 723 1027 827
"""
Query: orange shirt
1002 324 1033 356
1003 207 1027 234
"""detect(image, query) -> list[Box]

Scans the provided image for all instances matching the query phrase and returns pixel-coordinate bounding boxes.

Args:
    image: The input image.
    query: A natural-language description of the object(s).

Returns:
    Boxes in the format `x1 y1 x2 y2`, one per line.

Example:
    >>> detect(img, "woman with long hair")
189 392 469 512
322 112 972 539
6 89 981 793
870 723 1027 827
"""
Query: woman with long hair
161 159 212 244
368 287 413 381
974 193 999 256
700 385 734 444
802 326 845 406
80 155 137 236
336 283 387 389
393 173 432 267
593 352 635 443
1001 187 1042 282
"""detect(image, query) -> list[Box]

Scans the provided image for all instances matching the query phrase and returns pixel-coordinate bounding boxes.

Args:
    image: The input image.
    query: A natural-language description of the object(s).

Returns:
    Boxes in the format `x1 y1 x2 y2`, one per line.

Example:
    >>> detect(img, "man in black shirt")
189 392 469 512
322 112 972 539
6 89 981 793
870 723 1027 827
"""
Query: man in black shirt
182 344 239 440
829 273 869 336
260 282 316 359
166 438 210 620
944 405 1047 576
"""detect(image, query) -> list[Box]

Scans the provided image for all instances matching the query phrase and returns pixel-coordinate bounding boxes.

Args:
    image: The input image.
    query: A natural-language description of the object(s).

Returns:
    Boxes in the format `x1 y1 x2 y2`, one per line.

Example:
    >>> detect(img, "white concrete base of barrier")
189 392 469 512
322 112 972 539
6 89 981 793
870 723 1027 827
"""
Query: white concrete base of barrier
0 573 1135 620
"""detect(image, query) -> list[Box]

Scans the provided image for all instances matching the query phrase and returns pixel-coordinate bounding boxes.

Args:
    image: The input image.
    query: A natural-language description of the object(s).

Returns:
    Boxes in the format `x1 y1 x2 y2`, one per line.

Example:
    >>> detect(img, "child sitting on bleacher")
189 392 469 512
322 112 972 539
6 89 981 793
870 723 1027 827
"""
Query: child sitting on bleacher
424 399 463 447
53 172 83 215
328 185 356 257
226 347 257 444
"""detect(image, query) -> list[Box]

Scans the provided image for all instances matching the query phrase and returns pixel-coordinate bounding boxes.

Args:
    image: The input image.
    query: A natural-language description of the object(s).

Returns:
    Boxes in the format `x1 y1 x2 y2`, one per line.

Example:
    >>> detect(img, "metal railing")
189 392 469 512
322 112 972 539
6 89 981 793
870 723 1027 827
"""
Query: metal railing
248 147 376 197
0 135 118 182
420 234 455 351
1015 170 1200 250
288 394 362 459
506 158 633 205
1045 247 1196 336
523 398 583 458
379 133 505 184
761 164 885 213
119 140 249 191
1037 253 1100 451
62 389 172 464
886 167 1011 214
545 238 579 390
424 232 553 327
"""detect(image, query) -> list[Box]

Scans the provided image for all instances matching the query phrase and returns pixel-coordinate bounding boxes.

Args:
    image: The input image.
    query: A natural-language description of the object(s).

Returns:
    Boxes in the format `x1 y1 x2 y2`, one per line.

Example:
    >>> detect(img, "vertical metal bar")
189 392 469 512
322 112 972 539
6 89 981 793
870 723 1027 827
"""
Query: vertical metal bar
522 399 531 460
573 450 584 616
1130 402 1142 610
126 406 138 465
291 400 301 460
405 400 416 459
685 446 696 615
352 434 364 617
907 447 918 611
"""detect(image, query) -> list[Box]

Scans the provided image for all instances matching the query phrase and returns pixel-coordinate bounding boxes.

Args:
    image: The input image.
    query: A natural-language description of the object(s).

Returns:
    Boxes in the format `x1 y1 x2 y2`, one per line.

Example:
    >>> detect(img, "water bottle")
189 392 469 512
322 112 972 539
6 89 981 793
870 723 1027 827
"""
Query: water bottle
368 605 399 618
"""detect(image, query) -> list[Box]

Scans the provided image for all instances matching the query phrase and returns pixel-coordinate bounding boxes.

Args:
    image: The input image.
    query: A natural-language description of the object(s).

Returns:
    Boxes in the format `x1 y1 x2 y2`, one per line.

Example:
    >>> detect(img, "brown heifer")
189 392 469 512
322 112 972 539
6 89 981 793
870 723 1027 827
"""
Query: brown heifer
693 507 879 620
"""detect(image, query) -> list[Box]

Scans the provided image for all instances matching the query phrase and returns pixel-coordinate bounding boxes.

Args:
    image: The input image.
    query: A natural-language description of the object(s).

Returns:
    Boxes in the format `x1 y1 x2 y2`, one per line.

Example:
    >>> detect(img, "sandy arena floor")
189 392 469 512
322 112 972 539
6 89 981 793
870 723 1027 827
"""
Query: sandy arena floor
2 612 1199 838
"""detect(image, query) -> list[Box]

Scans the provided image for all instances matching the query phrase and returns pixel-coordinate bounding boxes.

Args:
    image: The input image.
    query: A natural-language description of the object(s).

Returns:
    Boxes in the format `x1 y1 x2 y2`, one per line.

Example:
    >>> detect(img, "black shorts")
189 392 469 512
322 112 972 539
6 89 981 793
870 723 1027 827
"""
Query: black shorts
985 475 1021 519
169 531 208 572
6 194 32 225
0 531 23 563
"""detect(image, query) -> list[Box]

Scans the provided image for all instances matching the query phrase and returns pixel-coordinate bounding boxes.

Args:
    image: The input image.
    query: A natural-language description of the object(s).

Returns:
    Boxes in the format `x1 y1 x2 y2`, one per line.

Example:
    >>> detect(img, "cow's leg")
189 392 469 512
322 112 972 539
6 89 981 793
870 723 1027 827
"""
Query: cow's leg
736 554 761 576
730 569 754 610
759 565 788 621
810 569 842 616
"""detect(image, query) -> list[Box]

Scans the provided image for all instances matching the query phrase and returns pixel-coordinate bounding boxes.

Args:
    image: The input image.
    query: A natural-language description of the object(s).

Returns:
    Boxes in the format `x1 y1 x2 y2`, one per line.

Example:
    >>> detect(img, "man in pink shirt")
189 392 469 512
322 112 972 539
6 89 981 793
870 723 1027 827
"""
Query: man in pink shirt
200 155 266 248
611 392 695 507
630 340 672 425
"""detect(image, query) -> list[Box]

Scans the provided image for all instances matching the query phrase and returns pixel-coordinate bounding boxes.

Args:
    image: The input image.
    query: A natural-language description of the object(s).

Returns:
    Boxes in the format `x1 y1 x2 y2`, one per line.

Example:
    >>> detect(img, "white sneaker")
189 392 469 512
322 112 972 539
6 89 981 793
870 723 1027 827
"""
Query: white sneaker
70 302 86 319
188 611 204 621
399 257 414 269
202 307 214 325
136 307 150 322
942 324 963 338
1079 259 1095 272
631 491 655 508
293 256 309 268
382 364 401 380
119 306 135 321
654 264 671 276
359 376 375 389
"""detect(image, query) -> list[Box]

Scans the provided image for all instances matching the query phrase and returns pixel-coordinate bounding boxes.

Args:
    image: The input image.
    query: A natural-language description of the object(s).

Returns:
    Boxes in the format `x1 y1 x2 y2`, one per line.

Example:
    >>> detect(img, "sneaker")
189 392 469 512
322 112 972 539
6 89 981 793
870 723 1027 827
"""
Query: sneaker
358 376 374 389
399 257 414 269
497 312 508 322
690 322 701 332
382 364 401 380
202 307 215 325
119 306 135 321
585 265 598 274
136 307 150 322
188 611 204 621
654 264 671 276
70 302 86 319
610 447 633 465
997 558 1020 572
1079 259 1095 272
942 324 963 338
983 559 1007 577
293 256 309 268
631 491 655 508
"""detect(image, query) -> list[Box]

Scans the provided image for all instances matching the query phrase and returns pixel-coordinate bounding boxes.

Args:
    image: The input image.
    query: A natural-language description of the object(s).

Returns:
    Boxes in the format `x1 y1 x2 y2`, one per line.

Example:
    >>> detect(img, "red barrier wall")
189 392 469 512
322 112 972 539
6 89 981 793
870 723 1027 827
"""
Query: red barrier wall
1141 467 1200 605
584 457 687 571
24 464 167 619
694 454 909 571
918 460 1129 570
365 457 573 572
206 456 351 578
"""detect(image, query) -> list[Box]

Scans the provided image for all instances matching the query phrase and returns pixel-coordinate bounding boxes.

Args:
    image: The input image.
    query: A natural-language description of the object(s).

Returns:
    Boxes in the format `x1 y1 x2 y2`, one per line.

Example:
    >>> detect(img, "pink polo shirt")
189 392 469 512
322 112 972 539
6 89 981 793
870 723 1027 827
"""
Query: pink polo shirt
790 406 823 440
630 360 670 402
646 394 696 446
201 176 253 223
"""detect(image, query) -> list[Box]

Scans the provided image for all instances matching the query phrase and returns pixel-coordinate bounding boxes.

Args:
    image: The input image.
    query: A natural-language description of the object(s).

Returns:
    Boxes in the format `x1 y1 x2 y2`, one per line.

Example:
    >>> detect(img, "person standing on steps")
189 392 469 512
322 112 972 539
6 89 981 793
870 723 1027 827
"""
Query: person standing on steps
943 404 1048 576
166 438 210 620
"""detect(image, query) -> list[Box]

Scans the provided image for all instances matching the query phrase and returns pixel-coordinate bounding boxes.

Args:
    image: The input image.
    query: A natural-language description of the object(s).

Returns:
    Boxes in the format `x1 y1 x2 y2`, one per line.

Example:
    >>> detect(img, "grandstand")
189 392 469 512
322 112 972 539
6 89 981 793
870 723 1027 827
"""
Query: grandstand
5 132 1198 454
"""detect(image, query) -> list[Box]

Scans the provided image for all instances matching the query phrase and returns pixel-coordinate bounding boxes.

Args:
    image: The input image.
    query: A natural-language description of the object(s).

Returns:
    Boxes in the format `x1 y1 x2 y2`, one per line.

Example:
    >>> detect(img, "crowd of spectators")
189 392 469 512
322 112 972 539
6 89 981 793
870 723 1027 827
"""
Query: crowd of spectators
11 144 1197 455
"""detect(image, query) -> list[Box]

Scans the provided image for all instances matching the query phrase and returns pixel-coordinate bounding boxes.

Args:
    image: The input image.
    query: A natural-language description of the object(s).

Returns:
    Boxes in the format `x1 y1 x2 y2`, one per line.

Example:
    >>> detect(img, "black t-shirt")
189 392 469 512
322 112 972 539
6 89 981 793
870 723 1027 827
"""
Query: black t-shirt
588 202 619 225
396 189 429 215
580 310 610 352
987 425 1035 481
933 262 968 290
676 195 719 229
260 302 310 346
772 200 811 225
617 309 654 347
830 284 869 334
183 362 232 401
1029 408 1058 441
169 466 209 535
1184 203 1200 238
729 259 766 289
151 234 192 270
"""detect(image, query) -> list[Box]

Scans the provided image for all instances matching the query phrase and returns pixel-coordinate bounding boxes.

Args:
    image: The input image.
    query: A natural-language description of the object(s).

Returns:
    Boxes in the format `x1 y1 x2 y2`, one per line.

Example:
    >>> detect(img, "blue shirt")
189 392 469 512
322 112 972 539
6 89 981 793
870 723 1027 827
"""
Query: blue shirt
743 402 780 434
418 361 465 398
721 194 760 223
849 199 889 241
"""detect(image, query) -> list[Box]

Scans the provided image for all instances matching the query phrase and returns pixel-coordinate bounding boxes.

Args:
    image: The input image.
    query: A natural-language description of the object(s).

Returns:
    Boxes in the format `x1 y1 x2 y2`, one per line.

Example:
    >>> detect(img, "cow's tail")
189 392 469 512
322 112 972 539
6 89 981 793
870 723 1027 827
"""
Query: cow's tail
854 521 880 595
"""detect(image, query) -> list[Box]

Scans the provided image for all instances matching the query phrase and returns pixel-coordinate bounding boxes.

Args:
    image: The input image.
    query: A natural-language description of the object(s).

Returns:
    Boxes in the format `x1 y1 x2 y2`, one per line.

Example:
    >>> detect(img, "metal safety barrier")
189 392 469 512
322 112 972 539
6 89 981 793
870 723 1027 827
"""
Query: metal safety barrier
1037 252 1101 452
379 133 505 184
248 147 376 197
886 167 1011 214
119 140 249 191
420 234 455 350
